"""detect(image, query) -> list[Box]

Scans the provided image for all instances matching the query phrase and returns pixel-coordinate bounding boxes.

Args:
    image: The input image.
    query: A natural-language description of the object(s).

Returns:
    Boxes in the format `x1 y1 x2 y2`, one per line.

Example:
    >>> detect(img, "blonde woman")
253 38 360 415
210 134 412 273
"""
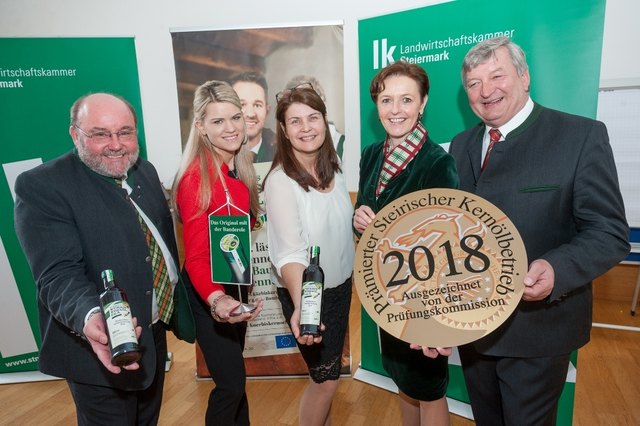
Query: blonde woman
172 80 263 426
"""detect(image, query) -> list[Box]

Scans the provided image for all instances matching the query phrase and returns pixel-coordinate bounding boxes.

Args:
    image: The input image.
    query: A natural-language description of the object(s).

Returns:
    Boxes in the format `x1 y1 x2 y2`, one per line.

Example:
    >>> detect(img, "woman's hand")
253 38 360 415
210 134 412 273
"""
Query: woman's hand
228 298 265 324
409 343 452 358
353 205 375 233
210 292 264 324
290 306 325 346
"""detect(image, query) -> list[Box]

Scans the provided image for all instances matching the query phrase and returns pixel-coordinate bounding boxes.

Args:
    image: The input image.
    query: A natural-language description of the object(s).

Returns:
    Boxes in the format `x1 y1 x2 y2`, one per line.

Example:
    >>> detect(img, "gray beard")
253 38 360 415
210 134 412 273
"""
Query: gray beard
77 142 139 178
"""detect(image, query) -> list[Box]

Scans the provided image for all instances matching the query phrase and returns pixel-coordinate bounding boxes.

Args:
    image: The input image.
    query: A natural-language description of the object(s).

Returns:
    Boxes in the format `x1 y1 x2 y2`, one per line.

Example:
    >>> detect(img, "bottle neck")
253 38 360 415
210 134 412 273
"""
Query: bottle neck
309 245 320 266
102 269 116 290
309 246 320 266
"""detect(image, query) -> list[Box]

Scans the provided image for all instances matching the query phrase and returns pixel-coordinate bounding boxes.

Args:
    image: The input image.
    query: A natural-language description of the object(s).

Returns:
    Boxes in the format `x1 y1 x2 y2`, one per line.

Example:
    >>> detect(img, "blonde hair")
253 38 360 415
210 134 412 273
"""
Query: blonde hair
171 80 261 221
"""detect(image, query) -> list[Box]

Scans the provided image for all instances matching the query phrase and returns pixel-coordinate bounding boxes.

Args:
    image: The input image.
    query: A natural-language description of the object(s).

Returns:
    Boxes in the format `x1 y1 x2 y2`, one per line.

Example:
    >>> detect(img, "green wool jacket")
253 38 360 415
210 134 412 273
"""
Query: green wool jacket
355 136 460 222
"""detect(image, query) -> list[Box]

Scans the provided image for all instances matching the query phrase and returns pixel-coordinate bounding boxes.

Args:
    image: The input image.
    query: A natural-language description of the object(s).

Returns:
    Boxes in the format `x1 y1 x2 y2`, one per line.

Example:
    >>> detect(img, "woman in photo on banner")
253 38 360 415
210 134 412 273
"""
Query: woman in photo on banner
263 83 355 426
353 62 459 426
171 80 264 426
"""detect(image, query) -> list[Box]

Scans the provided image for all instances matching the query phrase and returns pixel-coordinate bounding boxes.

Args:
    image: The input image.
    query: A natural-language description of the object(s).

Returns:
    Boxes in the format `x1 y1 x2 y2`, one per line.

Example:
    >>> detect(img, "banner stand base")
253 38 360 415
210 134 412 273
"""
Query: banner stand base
0 371 62 385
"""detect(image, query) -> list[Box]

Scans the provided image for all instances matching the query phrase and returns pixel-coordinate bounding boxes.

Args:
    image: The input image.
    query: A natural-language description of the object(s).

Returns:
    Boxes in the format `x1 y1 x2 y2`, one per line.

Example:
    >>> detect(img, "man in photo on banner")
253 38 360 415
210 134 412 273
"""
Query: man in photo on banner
448 36 630 425
14 93 194 425
229 71 277 163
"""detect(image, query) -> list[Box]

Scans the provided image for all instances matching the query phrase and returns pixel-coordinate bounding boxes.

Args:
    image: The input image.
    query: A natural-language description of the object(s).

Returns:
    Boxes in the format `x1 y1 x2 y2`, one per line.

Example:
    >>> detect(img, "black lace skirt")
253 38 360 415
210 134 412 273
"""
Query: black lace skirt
277 277 352 383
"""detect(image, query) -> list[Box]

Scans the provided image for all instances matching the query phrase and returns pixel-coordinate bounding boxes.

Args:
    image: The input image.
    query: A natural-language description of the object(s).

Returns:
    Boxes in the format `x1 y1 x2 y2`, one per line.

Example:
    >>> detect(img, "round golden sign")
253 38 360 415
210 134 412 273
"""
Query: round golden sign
354 189 527 348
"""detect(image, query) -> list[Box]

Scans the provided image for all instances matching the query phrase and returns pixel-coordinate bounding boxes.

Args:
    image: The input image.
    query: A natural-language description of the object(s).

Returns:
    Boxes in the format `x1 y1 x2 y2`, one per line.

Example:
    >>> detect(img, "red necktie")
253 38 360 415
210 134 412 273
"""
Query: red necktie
481 128 502 173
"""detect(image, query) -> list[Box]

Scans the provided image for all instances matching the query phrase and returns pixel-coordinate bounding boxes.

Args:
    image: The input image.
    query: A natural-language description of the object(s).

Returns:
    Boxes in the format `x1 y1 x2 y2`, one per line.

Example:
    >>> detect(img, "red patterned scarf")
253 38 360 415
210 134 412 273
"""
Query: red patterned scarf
376 122 428 197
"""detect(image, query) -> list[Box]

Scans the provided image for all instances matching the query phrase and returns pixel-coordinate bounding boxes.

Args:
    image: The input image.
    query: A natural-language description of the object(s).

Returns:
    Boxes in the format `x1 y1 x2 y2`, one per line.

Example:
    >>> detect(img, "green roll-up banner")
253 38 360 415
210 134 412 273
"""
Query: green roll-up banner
0 38 145 380
357 0 605 422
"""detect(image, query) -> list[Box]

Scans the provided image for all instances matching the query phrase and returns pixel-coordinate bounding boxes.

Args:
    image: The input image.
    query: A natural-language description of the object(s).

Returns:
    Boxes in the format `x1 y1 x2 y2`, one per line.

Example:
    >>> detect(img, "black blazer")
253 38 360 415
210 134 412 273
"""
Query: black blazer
449 104 629 357
14 152 189 390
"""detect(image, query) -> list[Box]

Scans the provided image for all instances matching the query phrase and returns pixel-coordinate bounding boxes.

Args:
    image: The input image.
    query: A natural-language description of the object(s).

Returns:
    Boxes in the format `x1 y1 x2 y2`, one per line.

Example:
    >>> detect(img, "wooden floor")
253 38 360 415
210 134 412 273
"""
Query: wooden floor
1 265 639 426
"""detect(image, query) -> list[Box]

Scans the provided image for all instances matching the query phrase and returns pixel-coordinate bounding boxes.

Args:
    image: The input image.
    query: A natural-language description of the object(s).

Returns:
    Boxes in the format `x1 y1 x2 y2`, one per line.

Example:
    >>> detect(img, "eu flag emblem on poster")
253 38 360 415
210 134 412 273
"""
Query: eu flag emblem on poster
275 334 296 349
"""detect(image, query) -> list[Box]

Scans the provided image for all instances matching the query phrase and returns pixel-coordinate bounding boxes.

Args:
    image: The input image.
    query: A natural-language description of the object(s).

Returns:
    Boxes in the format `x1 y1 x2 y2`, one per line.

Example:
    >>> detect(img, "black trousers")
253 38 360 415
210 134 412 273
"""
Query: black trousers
186 277 250 426
459 344 571 426
67 322 167 426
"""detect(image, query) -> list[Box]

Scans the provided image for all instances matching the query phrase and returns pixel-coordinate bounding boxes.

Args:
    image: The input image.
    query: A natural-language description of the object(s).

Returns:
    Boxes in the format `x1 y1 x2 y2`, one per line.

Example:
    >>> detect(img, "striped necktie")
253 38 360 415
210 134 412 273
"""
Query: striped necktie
481 128 502 173
116 178 174 324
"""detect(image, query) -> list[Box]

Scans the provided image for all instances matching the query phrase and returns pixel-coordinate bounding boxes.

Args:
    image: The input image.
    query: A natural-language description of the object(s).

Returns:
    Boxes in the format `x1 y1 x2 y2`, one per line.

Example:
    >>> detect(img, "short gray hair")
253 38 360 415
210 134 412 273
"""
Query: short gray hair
461 36 528 86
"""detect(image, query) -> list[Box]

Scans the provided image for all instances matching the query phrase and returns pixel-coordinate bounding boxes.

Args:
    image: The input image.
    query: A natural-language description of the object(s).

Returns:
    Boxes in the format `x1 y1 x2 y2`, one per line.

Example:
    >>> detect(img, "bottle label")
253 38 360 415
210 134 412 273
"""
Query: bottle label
300 281 322 326
103 301 137 348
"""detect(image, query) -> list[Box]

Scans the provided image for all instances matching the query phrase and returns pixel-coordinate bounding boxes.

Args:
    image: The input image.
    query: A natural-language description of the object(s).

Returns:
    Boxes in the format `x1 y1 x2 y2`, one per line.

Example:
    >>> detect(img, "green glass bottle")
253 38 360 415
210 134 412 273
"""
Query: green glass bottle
300 246 324 336
99 269 141 367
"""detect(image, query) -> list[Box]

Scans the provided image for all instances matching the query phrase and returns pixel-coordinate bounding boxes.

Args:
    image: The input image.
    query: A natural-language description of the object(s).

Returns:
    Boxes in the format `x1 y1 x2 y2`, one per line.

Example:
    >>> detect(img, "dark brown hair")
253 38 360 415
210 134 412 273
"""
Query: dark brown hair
266 87 340 192
369 61 430 103
228 71 269 100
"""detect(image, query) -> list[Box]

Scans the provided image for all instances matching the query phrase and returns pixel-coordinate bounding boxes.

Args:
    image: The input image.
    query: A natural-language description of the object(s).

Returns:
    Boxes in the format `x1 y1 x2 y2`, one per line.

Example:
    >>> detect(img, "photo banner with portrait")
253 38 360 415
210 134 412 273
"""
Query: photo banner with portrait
357 0 606 422
170 23 349 378
0 37 145 382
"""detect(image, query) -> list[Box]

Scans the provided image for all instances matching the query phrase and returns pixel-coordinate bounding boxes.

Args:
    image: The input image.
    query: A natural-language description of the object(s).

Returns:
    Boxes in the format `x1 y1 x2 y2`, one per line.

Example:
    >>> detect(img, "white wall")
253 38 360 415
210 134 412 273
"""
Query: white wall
1 0 638 191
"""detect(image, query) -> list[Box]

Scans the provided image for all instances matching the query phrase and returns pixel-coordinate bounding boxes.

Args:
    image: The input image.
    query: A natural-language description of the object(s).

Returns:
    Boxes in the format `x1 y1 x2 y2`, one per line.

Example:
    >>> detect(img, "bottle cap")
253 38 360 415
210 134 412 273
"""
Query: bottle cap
101 269 114 282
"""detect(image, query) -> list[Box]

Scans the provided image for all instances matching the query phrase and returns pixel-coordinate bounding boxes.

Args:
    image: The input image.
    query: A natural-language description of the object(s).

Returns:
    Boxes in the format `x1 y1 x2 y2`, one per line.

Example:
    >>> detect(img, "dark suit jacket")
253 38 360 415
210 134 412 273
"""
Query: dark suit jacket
14 152 188 390
254 127 277 163
449 103 629 357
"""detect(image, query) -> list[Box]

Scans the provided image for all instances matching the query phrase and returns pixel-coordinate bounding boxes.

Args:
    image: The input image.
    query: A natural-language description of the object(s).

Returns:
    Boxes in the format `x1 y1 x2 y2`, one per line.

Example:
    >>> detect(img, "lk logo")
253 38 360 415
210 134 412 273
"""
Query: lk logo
373 38 396 70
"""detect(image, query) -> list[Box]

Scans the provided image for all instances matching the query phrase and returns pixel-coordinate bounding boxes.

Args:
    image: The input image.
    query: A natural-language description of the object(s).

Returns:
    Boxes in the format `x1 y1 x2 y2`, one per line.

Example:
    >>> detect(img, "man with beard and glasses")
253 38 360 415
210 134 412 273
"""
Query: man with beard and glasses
14 93 194 425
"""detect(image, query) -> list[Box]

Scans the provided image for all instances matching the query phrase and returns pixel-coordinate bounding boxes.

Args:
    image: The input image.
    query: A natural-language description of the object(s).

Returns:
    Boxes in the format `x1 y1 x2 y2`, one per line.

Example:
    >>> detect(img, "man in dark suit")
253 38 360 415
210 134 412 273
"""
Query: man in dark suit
449 37 630 425
14 93 193 425
229 71 277 163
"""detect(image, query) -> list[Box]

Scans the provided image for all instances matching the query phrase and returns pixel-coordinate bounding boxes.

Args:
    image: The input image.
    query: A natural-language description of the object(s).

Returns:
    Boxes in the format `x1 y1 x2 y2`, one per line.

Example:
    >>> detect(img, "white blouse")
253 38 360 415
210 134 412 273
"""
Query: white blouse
264 166 354 289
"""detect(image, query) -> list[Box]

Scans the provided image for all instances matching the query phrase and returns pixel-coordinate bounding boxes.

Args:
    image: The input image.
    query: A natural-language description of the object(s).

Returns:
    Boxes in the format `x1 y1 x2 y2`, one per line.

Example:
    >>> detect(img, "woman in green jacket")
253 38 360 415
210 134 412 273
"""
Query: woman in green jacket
353 61 459 426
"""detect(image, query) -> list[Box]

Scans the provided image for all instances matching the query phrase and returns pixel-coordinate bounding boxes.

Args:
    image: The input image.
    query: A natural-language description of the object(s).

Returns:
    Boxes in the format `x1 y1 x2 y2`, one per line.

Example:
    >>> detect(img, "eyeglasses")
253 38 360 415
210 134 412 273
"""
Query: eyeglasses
74 125 137 143
275 82 316 103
